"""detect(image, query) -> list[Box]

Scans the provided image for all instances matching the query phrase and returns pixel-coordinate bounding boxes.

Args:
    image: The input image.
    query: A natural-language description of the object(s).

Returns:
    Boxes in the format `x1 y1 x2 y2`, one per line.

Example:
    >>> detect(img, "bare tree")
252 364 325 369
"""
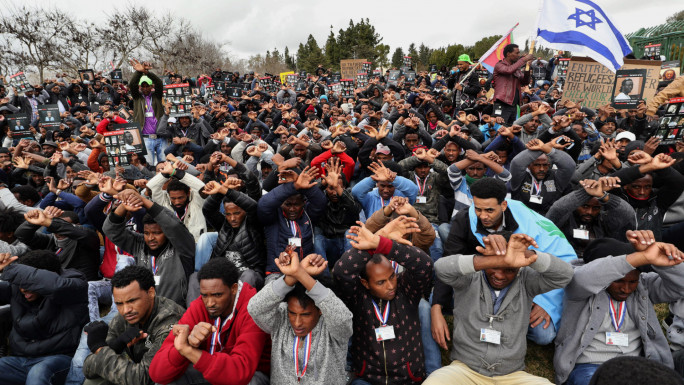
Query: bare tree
96 5 151 69
59 21 106 75
0 5 74 82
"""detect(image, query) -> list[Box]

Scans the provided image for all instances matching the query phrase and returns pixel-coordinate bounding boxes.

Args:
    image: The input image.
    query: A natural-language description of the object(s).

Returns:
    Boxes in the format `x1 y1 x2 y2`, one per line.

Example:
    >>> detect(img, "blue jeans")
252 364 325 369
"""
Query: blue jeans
418 296 442 375
527 321 557 345
164 141 203 161
567 363 600 385
429 223 443 262
65 307 119 385
313 227 351 268
195 232 219 272
143 137 166 165
0 354 73 385
438 222 451 244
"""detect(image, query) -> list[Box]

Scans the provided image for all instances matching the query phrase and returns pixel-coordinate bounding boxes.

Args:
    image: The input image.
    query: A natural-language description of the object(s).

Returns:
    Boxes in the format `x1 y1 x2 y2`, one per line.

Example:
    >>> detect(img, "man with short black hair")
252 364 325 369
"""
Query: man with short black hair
492 44 534 125
81 265 184 385
150 258 271 385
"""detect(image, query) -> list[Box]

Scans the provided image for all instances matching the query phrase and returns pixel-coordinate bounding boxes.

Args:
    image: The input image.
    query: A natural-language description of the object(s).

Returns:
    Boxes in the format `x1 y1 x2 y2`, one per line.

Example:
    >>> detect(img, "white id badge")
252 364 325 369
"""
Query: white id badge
145 111 154 118
480 328 501 344
529 195 543 204
416 196 427 204
288 237 302 247
606 332 628 347
573 228 590 239
154 275 161 286
494 107 502 116
375 325 396 341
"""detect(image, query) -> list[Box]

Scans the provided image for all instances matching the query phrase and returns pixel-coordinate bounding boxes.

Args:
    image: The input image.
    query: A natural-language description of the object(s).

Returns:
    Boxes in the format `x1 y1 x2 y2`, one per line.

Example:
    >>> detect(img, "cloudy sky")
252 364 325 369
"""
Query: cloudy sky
27 0 683 59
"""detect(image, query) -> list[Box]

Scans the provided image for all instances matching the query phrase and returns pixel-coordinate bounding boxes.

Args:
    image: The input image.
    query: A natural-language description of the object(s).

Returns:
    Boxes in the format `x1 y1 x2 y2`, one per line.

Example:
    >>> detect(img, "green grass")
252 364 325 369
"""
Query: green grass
439 303 670 382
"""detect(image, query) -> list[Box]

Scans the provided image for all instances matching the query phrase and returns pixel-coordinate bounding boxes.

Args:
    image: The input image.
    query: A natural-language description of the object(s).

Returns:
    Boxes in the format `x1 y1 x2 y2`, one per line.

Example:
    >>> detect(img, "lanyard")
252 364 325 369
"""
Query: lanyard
390 260 399 274
608 295 626 332
531 178 542 196
180 129 187 137
371 299 390 326
209 281 242 354
55 248 63 255
415 175 428 196
150 255 157 275
293 332 312 381
175 205 189 222
380 197 386 207
287 220 301 238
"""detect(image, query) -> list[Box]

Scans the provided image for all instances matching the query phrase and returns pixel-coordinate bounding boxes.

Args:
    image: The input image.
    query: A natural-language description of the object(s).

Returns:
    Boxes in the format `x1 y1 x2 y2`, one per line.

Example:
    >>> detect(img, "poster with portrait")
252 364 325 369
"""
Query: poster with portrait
110 69 123 81
330 83 341 97
404 70 417 85
8 72 31 94
403 56 412 68
654 97 684 145
103 123 146 167
78 69 95 83
215 81 226 93
661 61 680 83
611 69 646 109
286 73 298 86
644 44 661 60
116 105 132 121
356 73 368 88
388 70 401 86
226 84 242 99
340 79 355 99
37 104 60 130
429 64 437 73
7 114 32 138
362 62 372 74
163 83 192 117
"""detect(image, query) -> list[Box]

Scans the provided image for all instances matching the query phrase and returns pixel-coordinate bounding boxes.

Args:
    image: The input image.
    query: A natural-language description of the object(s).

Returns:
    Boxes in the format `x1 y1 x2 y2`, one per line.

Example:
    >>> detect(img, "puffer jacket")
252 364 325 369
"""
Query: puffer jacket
0 264 88 357
157 115 214 147
204 189 266 273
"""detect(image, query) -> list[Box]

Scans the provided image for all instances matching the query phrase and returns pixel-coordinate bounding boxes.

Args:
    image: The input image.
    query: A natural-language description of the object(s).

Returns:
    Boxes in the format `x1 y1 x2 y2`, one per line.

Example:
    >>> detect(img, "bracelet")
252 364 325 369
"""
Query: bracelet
170 169 176 178
599 191 609 202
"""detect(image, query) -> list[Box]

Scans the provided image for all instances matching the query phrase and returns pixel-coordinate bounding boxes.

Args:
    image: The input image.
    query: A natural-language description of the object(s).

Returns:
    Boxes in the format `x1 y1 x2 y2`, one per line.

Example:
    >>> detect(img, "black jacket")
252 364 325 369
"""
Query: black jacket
204 189 266 274
0 264 88 357
317 188 361 238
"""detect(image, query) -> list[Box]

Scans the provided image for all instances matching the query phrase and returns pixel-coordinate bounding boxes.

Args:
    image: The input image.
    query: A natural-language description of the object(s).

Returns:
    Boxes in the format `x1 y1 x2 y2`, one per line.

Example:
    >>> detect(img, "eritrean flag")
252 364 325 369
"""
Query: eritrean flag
479 23 519 73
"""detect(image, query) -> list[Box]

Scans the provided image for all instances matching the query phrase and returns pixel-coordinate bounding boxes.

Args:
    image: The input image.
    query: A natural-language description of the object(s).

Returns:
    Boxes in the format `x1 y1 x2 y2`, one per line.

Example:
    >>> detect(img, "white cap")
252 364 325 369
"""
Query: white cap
616 131 636 142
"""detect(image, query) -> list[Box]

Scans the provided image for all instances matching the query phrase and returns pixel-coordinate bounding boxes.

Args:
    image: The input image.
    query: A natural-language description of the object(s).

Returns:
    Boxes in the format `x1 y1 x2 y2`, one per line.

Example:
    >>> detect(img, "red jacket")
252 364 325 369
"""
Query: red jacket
310 150 355 183
149 283 271 385
96 116 128 134
492 57 531 106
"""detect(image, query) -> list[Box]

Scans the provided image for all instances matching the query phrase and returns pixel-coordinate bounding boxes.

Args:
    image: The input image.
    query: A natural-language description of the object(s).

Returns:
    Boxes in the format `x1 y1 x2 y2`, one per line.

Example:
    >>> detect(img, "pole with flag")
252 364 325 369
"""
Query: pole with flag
479 23 519 74
535 0 632 72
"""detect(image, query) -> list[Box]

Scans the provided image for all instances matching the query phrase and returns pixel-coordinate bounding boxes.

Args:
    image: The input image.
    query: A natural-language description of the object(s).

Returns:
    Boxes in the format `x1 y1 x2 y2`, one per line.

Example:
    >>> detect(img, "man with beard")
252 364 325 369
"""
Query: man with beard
147 160 206 241
546 178 635 259
129 59 165 165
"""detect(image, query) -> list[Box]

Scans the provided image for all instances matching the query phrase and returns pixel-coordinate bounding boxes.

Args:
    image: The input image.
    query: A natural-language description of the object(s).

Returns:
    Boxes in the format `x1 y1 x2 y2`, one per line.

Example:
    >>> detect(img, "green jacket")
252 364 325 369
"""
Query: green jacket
82 296 184 385
130 70 165 130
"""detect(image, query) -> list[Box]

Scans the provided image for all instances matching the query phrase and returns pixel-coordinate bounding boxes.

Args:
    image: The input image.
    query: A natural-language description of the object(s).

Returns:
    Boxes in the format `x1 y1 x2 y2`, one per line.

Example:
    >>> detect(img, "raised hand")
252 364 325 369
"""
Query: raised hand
293 166 320 190
368 161 396 183
300 254 328 277
347 221 381 250
579 179 604 197
626 230 656 252
503 233 539 268
275 248 300 276
24 209 49 226
475 234 508 256
0 253 18 272
598 176 621 190
43 206 64 219
202 181 226 195
651 153 675 170
627 150 652 165
375 215 421 245
187 322 215 348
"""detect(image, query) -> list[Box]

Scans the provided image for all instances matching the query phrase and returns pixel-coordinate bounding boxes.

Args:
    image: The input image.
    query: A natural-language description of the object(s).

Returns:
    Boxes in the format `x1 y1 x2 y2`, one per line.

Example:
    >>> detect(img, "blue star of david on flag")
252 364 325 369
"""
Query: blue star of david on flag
567 8 603 30
535 0 632 72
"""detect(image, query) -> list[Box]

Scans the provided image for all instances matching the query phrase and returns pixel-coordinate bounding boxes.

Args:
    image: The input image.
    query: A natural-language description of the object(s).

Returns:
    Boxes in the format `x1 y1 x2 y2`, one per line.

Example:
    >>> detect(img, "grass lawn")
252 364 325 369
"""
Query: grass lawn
439 303 670 382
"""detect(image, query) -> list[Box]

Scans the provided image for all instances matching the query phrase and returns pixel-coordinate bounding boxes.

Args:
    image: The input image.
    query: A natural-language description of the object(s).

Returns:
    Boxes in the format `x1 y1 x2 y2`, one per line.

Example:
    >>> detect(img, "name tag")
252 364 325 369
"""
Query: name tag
416 196 427 204
529 195 543 204
573 228 589 240
147 134 157 139
154 275 161 286
480 328 501 344
145 111 154 118
494 107 502 116
375 325 395 341
606 332 628 347
288 237 302 247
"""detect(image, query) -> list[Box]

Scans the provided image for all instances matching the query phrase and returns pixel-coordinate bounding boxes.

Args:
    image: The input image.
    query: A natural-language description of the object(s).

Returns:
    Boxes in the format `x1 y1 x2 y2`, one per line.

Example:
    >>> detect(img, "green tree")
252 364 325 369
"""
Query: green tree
324 29 341 70
336 19 384 65
284 46 296 70
297 34 325 73
667 9 684 23
418 43 432 69
468 35 502 60
391 47 405 69
376 43 390 69
407 43 419 69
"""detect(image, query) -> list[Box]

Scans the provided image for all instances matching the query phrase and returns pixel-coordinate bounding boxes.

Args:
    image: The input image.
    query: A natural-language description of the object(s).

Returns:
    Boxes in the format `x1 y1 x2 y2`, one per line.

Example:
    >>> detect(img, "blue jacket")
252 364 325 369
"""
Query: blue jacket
257 183 327 273
351 176 419 218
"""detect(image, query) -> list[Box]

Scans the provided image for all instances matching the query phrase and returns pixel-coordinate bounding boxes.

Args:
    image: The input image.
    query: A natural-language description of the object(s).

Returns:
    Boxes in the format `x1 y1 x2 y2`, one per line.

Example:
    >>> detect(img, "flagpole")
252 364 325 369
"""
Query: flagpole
526 0 544 71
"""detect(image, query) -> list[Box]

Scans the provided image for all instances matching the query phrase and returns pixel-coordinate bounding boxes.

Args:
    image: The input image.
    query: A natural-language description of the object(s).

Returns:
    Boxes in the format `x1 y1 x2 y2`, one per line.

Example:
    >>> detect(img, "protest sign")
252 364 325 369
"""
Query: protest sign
226 84 242 99
611 69 646 109
362 62 372 74
102 123 147 167
404 70 416 85
403 56 412 68
7 114 32 139
388 70 401 86
340 59 367 80
653 97 684 145
9 72 31 94
286 73 298 86
37 104 60 129
163 83 192 117
331 83 341 97
340 79 355 99
356 73 368 88
644 44 661 60
560 57 661 110
279 71 295 84
116 105 132 121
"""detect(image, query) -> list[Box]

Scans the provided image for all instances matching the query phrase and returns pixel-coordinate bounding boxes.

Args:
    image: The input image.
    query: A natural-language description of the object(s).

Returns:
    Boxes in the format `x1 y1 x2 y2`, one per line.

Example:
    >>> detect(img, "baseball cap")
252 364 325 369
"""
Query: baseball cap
616 132 636 142
376 144 391 155
458 54 473 64
139 76 153 86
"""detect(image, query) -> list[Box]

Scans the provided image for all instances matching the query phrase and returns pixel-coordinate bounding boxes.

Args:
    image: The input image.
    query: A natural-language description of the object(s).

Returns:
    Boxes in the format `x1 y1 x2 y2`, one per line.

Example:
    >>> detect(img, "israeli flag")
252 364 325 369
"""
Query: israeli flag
536 0 632 72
